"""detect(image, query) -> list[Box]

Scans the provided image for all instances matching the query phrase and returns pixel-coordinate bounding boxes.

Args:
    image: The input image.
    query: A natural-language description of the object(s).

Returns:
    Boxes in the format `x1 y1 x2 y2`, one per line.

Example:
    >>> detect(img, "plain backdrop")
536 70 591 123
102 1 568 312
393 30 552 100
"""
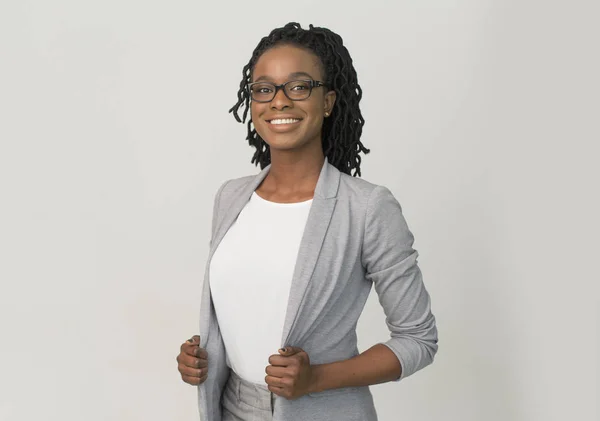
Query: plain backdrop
0 1 598 420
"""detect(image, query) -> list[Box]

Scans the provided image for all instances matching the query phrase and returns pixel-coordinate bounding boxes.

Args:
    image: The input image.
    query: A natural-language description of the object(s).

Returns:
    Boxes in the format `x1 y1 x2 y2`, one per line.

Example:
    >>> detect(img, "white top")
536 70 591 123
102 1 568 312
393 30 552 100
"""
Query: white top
209 191 313 385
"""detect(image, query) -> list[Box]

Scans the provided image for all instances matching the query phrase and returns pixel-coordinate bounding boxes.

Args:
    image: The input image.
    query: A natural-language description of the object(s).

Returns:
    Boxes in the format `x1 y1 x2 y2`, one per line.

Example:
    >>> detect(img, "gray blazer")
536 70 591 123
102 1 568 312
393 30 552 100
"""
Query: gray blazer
197 156 438 421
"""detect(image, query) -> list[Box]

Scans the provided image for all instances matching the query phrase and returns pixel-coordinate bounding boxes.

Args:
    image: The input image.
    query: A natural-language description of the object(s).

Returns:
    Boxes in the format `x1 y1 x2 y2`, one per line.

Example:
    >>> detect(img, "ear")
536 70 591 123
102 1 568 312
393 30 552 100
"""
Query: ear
323 90 337 116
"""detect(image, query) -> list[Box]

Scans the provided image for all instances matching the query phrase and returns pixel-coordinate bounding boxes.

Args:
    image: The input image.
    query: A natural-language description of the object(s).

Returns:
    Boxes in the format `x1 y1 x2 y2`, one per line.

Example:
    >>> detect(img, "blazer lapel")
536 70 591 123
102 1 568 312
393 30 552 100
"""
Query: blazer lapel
205 157 340 348
281 159 339 346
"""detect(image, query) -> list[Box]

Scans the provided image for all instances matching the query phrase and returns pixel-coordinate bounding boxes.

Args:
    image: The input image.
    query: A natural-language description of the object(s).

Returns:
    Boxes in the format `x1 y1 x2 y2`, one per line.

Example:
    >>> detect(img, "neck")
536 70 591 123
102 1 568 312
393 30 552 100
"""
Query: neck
260 144 325 196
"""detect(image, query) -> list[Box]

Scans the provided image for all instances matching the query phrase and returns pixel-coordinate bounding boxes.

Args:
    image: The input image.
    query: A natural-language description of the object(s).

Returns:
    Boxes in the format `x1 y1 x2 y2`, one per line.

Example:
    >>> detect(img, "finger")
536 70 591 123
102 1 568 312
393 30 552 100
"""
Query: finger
194 347 208 359
268 354 291 367
182 371 208 385
179 353 208 369
265 375 287 388
265 365 287 377
267 384 286 398
179 363 205 379
184 368 208 385
181 341 207 359
182 374 200 385
181 337 200 353
182 355 208 369
195 358 208 369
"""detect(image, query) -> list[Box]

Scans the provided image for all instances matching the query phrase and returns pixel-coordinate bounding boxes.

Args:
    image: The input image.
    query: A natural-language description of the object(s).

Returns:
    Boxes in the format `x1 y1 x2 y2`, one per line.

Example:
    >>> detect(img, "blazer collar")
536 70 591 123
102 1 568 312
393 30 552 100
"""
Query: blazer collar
207 156 341 347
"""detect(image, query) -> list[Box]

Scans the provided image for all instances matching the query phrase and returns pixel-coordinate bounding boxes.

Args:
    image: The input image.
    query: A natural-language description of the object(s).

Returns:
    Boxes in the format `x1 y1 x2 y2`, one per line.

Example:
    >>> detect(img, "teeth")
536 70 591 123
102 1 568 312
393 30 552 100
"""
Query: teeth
270 118 300 125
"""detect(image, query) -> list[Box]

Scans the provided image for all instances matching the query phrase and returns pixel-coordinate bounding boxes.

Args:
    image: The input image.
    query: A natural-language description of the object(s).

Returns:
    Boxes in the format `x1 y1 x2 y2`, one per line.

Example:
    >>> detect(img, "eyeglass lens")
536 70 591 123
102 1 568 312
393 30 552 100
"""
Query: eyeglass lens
250 80 313 102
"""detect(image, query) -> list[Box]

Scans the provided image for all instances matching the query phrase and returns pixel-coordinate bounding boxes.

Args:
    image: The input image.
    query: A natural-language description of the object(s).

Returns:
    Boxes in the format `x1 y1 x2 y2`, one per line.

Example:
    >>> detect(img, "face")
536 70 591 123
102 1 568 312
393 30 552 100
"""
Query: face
250 44 336 153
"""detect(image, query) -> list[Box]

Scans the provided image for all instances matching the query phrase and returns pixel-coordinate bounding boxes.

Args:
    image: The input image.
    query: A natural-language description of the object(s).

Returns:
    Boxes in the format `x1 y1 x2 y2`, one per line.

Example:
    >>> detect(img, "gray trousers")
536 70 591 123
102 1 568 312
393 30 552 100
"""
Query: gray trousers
221 370 275 421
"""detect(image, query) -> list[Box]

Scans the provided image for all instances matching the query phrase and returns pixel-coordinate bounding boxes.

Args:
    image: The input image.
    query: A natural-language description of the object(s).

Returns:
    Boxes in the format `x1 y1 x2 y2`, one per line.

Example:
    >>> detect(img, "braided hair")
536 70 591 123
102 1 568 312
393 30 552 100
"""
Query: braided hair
228 22 370 177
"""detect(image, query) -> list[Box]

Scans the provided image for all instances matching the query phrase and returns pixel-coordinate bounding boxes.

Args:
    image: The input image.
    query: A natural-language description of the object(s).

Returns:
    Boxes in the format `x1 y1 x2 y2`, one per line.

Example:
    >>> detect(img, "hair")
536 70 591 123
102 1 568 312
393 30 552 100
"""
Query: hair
228 22 370 177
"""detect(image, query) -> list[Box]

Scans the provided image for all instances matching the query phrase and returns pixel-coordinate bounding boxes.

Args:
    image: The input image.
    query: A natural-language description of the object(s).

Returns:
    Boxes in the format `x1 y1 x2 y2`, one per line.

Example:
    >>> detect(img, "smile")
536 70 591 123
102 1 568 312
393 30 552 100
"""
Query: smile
267 118 302 125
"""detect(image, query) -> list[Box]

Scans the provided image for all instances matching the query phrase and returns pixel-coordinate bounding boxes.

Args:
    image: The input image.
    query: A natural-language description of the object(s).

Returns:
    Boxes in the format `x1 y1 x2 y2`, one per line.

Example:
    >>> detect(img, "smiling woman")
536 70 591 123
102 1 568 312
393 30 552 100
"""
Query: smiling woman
247 46 336 161
175 22 438 421
229 23 370 180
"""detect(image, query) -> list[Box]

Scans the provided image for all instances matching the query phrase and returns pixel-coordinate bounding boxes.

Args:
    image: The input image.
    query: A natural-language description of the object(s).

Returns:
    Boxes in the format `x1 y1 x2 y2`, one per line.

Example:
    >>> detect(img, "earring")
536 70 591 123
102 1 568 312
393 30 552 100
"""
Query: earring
325 112 330 117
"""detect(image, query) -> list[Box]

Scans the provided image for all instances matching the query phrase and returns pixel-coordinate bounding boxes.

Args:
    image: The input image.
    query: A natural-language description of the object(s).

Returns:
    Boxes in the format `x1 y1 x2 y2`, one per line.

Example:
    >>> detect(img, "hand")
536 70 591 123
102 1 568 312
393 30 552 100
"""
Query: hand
177 335 209 385
265 347 315 400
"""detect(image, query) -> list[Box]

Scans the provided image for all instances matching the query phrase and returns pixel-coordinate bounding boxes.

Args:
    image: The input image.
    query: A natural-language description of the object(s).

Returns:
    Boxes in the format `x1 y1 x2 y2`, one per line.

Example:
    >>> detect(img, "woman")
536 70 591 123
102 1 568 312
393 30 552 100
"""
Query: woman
176 22 438 421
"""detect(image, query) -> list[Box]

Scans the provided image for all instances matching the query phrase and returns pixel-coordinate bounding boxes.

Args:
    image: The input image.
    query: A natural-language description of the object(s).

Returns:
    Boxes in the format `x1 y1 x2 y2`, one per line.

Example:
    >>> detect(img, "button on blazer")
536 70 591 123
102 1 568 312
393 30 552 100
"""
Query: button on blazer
197 156 438 421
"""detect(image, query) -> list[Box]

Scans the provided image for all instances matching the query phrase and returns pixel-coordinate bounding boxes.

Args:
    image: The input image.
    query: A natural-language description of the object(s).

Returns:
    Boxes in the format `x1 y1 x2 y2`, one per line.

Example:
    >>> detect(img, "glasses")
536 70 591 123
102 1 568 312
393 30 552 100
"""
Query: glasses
248 79 327 103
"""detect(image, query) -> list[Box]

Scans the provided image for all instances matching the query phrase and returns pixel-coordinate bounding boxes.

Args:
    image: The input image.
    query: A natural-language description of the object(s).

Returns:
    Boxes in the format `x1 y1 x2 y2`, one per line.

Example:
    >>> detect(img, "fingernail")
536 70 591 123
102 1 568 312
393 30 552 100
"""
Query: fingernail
279 348 286 352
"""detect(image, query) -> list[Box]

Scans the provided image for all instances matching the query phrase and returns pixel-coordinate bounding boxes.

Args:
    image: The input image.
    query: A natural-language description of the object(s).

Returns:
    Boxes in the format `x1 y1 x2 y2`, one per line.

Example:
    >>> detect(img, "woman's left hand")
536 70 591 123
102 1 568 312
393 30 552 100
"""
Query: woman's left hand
265 346 315 400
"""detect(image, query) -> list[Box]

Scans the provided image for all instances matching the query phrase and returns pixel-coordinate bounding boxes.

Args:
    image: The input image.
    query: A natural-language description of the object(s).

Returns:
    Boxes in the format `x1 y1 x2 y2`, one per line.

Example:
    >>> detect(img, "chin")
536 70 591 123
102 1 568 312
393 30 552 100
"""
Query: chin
264 140 304 152
259 132 303 148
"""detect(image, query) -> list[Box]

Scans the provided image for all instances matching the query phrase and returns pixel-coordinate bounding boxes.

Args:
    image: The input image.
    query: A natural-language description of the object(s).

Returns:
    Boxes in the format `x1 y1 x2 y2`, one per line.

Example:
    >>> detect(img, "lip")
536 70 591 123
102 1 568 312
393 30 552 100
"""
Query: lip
264 115 303 122
264 116 303 132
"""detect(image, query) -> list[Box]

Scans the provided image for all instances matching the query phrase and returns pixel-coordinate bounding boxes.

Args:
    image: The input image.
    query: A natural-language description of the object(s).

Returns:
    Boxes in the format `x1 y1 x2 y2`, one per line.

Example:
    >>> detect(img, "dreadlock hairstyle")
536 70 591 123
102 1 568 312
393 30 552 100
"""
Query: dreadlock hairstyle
228 22 370 177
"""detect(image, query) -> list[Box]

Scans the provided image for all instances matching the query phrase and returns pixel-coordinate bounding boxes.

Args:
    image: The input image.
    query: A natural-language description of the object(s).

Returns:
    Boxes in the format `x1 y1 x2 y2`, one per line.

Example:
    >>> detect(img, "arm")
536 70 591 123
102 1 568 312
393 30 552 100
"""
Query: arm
310 185 438 393
309 344 402 393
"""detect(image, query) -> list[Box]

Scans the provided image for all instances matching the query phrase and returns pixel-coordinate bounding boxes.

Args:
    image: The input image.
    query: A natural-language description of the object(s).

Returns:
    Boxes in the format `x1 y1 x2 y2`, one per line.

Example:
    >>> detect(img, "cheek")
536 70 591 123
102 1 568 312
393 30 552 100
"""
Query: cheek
250 104 263 125
250 104 269 139
306 104 325 127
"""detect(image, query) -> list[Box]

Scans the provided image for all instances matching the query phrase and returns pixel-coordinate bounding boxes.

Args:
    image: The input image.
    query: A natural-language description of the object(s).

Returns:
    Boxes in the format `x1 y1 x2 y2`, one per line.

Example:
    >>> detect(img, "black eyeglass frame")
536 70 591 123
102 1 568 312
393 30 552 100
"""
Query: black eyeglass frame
247 79 328 103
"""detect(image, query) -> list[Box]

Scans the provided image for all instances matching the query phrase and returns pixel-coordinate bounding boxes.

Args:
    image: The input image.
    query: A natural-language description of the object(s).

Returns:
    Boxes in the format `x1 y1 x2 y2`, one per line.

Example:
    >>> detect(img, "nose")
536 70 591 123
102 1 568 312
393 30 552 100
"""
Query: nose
270 86 293 110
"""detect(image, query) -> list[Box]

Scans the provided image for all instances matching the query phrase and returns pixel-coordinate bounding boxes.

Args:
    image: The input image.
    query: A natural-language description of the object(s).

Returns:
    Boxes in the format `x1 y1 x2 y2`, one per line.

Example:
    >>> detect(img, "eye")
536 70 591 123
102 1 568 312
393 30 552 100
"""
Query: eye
289 81 311 91
252 84 274 94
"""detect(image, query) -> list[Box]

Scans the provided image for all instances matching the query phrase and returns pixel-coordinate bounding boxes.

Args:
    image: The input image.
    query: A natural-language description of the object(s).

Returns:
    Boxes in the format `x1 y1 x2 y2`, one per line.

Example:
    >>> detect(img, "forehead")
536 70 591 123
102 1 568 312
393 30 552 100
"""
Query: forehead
252 44 323 82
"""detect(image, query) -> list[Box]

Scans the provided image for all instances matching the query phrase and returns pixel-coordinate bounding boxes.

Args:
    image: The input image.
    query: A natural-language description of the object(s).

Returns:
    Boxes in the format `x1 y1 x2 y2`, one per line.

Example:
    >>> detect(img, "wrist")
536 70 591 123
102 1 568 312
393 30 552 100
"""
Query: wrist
309 364 325 394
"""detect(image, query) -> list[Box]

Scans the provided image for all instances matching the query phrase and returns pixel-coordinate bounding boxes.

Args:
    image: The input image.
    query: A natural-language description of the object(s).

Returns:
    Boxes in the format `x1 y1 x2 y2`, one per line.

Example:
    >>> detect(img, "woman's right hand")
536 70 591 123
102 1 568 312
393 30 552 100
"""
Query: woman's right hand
177 335 209 385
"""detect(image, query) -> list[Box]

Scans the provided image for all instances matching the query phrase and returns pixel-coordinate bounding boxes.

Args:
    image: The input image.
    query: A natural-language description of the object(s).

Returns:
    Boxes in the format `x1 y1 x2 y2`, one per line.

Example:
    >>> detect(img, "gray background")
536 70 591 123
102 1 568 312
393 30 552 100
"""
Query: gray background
0 1 598 420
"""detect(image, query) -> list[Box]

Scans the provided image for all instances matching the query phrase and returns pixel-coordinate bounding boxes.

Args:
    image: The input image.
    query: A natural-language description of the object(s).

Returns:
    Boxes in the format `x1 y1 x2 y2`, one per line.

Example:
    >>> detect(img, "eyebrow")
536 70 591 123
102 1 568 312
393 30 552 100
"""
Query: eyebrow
253 71 316 82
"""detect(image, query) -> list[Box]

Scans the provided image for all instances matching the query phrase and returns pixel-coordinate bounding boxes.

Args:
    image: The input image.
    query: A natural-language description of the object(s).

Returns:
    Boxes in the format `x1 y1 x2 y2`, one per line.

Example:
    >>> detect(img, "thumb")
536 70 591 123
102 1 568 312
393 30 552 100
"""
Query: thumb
278 346 302 356
188 335 200 344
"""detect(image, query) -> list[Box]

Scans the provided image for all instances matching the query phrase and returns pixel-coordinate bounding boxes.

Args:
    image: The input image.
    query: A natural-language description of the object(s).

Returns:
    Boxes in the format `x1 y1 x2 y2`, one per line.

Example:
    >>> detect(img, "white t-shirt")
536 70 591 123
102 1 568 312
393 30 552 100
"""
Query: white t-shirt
209 191 313 385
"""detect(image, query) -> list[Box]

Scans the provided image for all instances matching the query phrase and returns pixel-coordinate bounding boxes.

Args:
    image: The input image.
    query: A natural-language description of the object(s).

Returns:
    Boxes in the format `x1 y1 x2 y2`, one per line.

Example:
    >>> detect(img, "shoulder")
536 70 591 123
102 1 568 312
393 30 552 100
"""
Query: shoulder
214 164 402 211
212 174 254 201
337 171 401 212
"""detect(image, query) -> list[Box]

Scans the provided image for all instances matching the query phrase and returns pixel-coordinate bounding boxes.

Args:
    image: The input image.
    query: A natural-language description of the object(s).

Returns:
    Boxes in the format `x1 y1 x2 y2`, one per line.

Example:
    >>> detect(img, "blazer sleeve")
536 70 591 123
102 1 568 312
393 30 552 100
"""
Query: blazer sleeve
208 179 230 248
362 185 438 381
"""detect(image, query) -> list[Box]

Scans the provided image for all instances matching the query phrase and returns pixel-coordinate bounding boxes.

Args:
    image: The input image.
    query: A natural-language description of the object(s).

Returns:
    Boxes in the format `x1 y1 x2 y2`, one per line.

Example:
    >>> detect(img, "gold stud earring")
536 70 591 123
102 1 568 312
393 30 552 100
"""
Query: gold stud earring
325 112 330 117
